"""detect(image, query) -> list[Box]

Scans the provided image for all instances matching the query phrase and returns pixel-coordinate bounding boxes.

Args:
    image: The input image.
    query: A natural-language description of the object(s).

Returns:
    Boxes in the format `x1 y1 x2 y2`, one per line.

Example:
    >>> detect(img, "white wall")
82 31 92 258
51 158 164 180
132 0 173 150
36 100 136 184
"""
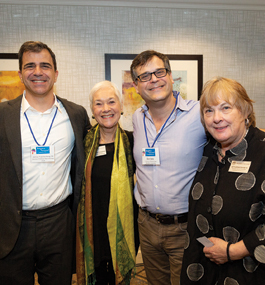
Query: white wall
1 4 265 127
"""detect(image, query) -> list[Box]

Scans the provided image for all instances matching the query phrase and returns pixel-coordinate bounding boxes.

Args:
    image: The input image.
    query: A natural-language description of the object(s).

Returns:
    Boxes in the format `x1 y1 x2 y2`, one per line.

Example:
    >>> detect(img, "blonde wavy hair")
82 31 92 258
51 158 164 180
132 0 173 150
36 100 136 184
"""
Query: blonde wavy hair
200 76 256 129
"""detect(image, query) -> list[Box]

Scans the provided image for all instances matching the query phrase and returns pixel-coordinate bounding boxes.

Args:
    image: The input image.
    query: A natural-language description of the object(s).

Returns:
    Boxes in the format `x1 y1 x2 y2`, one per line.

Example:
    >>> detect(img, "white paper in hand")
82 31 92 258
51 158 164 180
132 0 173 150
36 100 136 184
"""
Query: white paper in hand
197 236 214 247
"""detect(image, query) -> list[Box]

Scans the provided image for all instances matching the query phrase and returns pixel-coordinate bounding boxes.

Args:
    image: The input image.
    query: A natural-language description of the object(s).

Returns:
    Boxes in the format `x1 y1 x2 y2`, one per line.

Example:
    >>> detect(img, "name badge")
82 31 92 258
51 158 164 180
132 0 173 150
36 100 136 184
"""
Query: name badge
142 148 160 165
96 145 107 157
228 161 251 173
30 145 55 162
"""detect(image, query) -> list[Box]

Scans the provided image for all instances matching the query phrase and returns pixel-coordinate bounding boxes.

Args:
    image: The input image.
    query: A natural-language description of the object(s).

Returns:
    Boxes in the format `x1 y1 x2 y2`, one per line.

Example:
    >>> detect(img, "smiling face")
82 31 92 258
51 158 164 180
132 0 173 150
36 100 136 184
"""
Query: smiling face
203 97 247 151
92 87 121 132
18 49 58 99
133 56 174 106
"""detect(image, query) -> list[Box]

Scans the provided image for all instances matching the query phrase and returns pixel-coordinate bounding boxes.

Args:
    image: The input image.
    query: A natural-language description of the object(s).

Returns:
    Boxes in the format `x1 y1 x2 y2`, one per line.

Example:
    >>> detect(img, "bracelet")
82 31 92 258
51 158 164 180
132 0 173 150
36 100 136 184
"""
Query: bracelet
227 242 232 262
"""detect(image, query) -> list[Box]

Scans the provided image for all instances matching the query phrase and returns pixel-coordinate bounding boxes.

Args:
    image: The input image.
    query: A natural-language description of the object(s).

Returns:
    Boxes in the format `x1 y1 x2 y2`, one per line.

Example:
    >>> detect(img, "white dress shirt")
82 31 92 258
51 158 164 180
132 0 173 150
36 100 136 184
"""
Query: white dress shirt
20 92 75 210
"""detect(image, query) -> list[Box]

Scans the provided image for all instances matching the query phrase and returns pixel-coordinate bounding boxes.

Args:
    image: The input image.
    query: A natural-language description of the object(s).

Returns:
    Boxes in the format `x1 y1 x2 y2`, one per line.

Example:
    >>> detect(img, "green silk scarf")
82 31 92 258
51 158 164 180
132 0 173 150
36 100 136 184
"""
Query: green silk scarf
76 124 135 285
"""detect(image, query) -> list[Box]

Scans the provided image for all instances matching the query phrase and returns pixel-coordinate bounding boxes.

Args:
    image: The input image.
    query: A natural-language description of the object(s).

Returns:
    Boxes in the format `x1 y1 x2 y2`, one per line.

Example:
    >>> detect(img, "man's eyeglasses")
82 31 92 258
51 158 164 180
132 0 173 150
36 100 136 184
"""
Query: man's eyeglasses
136 68 168 82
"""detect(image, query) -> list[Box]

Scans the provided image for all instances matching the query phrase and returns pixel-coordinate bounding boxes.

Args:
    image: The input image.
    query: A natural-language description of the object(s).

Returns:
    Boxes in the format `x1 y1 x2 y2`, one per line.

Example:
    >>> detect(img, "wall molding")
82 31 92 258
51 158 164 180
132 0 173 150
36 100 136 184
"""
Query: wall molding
0 0 265 10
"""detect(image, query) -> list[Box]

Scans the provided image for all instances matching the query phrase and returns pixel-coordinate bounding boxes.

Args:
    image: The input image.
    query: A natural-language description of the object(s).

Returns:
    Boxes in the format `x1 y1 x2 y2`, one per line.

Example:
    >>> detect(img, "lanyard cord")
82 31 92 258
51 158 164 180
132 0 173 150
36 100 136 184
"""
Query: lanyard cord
144 93 179 148
24 107 58 146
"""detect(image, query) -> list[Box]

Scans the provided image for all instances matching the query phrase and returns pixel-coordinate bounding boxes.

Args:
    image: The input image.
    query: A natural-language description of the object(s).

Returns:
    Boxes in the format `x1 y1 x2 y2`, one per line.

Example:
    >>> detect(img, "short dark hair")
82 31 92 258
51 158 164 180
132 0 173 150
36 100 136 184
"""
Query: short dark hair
130 50 171 84
18 41 57 71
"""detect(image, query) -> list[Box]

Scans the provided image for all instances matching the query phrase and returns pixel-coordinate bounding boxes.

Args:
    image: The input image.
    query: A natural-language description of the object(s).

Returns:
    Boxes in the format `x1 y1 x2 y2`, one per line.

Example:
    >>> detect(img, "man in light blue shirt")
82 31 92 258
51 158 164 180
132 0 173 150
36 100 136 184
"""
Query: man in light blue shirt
130 50 206 285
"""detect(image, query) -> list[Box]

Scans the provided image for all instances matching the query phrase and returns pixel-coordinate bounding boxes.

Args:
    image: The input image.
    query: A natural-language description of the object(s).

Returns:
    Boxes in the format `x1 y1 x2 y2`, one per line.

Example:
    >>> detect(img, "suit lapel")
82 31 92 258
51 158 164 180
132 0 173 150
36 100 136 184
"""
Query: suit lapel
57 96 83 154
5 96 23 186
58 96 80 144
58 96 82 170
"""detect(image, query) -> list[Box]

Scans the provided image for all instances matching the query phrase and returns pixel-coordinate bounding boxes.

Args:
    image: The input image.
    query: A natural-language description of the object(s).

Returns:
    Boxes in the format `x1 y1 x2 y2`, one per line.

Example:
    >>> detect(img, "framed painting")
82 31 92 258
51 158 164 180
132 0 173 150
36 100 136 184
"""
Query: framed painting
0 53 24 102
105 53 203 131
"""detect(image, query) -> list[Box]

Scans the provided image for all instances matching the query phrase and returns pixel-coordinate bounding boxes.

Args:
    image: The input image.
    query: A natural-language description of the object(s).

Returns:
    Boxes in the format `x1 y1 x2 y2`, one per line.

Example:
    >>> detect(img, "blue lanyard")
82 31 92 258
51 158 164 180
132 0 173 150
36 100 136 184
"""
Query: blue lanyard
143 92 179 148
24 106 58 146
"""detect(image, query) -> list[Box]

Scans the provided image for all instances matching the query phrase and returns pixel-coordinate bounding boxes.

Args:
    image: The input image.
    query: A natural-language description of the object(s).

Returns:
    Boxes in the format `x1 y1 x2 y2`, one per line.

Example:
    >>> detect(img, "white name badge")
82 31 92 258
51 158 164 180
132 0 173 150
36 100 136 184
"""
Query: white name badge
228 161 251 173
142 148 160 165
96 145 107 157
30 145 55 163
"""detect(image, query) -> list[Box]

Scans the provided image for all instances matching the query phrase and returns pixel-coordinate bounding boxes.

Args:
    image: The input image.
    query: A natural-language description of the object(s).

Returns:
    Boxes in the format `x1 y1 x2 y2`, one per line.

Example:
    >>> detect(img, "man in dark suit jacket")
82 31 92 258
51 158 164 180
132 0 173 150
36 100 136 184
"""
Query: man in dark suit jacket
0 41 91 284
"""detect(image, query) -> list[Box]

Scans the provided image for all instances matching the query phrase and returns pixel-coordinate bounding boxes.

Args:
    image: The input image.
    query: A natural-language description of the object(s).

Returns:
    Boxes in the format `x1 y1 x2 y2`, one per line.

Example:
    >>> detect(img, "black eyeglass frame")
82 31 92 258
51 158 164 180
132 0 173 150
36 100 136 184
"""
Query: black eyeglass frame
105 53 203 100
136 68 169 82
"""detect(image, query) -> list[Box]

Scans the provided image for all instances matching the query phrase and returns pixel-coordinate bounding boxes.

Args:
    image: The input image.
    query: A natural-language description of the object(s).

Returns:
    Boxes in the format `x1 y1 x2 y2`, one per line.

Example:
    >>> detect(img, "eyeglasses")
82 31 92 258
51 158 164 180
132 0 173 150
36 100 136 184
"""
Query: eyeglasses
136 68 168 82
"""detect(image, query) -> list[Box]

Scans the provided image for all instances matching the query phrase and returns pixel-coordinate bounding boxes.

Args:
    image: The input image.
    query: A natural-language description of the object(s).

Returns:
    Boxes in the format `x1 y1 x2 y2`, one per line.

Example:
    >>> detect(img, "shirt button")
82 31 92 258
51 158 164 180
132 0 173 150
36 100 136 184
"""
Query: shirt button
40 193 43 196
207 207 212 213
42 172 45 175
155 185 158 188
157 207 160 210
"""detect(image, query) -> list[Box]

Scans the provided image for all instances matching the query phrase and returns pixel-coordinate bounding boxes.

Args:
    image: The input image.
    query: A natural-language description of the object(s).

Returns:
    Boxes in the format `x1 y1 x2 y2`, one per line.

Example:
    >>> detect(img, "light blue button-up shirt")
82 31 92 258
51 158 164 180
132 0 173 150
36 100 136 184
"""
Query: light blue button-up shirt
133 92 207 215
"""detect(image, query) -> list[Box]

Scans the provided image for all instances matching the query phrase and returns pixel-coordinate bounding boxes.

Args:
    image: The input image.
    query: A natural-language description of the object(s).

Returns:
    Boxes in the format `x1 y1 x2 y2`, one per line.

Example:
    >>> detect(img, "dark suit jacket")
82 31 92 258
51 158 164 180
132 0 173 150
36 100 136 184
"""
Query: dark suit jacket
0 95 91 259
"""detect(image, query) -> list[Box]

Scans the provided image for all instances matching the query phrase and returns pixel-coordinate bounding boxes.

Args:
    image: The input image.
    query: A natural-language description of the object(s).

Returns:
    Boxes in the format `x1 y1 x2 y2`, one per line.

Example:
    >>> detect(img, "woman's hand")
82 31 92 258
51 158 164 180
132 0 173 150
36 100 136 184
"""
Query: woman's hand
203 237 228 264
203 238 250 265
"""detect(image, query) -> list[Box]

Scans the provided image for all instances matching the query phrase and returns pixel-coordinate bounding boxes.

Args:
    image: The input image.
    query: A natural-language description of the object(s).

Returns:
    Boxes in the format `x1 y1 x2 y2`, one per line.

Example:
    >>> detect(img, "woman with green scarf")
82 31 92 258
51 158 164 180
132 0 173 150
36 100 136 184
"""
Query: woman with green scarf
76 81 139 285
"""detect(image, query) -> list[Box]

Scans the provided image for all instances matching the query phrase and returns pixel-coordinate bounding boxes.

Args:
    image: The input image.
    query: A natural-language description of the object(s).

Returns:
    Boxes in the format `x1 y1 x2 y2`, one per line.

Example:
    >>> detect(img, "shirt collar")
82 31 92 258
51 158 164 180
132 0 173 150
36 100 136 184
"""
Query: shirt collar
21 91 62 114
174 91 191 112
